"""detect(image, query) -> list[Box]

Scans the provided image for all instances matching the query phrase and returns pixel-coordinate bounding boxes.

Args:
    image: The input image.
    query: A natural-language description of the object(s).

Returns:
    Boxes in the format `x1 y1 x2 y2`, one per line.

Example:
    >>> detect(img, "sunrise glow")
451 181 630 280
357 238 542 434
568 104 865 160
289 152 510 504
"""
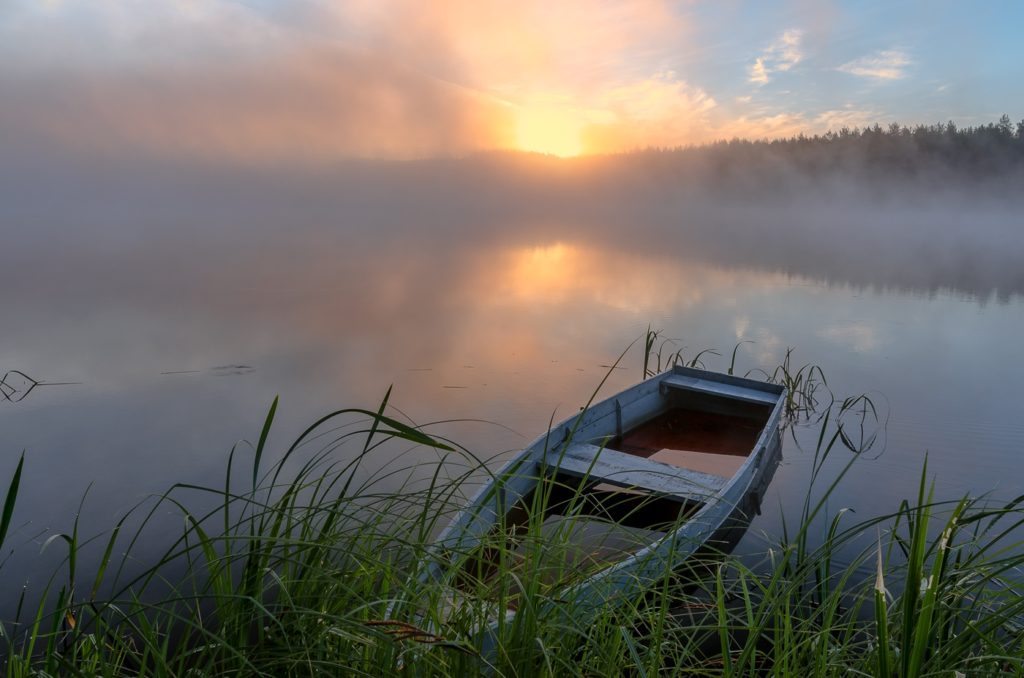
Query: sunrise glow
495 242 771 312
505 243 578 300
515 107 585 157
3 2 1022 159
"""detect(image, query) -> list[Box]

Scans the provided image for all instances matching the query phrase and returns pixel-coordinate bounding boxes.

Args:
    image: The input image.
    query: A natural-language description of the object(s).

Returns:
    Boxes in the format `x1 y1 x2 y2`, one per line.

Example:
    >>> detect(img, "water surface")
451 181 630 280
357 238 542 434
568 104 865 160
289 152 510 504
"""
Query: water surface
2 172 1023 607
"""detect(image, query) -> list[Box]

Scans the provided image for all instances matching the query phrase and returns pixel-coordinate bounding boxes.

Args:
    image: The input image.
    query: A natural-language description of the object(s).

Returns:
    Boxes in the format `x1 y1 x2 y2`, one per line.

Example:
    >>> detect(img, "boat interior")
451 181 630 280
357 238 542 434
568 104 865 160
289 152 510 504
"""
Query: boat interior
452 386 778 594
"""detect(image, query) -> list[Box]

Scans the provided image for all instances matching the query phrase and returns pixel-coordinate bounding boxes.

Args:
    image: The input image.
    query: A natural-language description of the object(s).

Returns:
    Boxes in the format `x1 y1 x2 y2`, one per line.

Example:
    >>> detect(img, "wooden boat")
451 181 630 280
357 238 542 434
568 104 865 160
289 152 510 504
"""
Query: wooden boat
413 365 786 651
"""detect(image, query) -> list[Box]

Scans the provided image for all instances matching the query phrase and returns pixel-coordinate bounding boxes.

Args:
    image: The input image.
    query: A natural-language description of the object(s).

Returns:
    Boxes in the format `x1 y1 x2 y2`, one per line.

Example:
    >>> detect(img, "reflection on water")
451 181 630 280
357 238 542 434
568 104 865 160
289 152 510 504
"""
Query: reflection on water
1 199 1024 611
7 156 1024 302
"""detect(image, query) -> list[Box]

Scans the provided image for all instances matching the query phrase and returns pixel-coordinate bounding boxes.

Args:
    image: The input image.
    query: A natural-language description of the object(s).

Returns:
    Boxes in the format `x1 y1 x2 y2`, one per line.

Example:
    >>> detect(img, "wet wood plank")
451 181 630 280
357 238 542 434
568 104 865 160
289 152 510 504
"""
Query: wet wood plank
547 443 727 502
660 373 780 405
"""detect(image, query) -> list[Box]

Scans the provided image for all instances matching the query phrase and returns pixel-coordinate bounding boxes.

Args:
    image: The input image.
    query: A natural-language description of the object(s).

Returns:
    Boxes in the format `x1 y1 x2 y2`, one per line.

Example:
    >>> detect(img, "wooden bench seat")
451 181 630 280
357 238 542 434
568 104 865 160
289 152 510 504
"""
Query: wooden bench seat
545 443 728 503
660 373 780 405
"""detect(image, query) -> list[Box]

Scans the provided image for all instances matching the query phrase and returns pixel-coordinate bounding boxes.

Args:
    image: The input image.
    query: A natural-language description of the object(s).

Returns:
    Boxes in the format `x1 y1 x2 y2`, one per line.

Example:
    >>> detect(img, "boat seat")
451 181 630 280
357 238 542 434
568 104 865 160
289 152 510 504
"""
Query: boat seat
545 443 728 504
660 373 779 405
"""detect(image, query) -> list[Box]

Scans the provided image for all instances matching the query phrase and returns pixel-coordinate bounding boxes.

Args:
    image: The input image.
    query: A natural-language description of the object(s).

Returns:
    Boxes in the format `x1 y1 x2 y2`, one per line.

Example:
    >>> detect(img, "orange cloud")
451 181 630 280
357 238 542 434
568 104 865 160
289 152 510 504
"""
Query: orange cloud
581 73 719 152
4 1 715 159
3 47 520 162
0 2 874 160
335 0 701 154
336 0 684 93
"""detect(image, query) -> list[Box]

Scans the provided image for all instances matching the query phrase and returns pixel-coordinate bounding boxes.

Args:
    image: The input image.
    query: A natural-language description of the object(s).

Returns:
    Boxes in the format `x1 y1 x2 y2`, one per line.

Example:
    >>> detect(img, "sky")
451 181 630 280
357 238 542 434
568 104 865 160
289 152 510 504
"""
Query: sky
2 0 1022 159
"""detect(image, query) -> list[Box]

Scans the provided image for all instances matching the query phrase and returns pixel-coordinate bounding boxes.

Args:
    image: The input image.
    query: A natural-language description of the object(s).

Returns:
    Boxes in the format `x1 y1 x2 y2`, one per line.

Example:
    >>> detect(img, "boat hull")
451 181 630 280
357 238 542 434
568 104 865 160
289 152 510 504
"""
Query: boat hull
414 365 786 653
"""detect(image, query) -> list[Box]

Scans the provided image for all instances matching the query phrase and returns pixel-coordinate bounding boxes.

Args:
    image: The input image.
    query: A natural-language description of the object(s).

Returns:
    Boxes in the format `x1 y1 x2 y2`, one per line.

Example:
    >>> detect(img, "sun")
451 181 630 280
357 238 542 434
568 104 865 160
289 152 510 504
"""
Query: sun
515 107 584 157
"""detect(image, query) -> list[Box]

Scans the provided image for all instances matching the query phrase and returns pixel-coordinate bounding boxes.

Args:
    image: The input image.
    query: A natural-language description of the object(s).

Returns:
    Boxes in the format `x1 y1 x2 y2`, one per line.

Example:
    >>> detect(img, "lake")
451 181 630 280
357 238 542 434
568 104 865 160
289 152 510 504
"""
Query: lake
2 159 1023 610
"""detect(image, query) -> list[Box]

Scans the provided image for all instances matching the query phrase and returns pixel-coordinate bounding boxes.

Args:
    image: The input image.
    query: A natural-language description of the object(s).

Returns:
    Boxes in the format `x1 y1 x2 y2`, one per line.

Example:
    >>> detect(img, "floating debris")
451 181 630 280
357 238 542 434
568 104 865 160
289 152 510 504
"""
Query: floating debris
1 370 81 403
160 365 256 378
209 364 256 377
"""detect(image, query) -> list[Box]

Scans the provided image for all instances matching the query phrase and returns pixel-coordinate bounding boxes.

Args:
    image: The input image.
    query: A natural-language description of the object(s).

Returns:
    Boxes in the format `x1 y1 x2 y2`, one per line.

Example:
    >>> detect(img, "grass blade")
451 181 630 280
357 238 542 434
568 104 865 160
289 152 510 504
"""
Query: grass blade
0 452 24 550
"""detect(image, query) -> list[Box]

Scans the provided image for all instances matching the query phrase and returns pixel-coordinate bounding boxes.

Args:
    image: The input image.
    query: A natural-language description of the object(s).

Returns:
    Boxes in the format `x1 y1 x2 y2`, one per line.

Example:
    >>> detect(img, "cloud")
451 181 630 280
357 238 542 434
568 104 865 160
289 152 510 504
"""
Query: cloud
581 72 718 151
330 0 683 97
814 107 885 131
748 29 804 85
749 58 769 85
0 2 526 161
718 112 809 140
0 48 517 162
837 50 910 80
715 106 885 140
1 0 706 159
0 4 914 159
283 0 704 155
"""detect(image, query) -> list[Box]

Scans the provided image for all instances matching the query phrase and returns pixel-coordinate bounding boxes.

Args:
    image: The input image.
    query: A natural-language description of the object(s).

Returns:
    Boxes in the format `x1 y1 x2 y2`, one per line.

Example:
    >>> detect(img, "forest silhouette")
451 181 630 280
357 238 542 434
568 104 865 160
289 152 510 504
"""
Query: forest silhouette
615 115 1024 189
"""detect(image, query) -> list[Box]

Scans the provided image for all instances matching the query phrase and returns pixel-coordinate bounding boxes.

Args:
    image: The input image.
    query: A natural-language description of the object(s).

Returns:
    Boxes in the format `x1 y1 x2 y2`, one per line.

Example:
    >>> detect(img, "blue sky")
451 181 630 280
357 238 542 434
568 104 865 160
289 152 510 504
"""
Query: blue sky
681 1 1024 127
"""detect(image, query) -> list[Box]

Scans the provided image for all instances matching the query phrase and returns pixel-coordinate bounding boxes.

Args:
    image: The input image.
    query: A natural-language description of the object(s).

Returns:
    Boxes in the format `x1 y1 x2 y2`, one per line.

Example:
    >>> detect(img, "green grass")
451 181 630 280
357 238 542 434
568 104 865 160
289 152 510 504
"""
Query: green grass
2 349 1023 676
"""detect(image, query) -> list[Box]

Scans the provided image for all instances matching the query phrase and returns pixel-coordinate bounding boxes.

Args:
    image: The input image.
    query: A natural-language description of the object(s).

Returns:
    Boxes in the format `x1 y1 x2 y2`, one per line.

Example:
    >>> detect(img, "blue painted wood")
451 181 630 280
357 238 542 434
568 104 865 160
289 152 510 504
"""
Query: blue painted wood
401 365 788 659
660 373 780 405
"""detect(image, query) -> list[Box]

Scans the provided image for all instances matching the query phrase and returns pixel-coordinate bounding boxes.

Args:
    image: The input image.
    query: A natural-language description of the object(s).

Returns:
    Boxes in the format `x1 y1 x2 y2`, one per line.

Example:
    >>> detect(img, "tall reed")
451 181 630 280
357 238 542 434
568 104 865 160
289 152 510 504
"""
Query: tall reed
0 353 1021 676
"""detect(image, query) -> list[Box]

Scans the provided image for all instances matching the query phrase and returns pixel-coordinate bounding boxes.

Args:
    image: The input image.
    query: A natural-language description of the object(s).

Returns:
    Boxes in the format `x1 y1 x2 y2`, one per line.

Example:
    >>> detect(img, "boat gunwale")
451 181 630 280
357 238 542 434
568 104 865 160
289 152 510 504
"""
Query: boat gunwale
406 365 787 658
546 368 785 600
432 365 786 560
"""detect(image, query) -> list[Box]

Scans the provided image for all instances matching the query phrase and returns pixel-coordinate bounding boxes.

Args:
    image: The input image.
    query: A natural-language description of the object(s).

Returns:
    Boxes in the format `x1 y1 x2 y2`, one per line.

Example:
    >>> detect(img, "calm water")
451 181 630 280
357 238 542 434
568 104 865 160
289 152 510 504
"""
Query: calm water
2 176 1023 607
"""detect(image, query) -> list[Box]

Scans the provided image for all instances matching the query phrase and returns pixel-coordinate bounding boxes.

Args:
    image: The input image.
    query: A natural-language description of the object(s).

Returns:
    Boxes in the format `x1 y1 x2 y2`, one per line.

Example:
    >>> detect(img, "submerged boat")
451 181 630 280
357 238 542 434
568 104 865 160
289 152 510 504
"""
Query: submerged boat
411 365 786 651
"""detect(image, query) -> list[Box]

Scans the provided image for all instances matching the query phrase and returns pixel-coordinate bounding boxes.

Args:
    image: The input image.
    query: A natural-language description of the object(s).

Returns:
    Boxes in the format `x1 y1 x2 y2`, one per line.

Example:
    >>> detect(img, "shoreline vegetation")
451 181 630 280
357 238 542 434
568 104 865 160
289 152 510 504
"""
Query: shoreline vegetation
2 344 1024 676
604 114 1024 179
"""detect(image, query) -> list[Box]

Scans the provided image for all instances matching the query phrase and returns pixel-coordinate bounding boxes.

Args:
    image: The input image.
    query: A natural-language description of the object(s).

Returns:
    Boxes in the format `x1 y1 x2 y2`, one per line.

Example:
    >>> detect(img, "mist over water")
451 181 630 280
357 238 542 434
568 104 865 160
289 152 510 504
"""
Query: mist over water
2 147 1024 611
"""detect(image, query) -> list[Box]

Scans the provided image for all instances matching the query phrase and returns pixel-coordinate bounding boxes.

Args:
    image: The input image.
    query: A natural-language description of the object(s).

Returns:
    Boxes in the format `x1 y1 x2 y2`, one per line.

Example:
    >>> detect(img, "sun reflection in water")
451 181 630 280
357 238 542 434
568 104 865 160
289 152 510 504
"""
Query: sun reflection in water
497 241 717 312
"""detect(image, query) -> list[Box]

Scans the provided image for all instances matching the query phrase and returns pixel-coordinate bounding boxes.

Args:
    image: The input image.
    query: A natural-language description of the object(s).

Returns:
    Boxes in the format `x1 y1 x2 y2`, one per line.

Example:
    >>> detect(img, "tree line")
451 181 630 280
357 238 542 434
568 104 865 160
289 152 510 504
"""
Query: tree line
620 115 1024 187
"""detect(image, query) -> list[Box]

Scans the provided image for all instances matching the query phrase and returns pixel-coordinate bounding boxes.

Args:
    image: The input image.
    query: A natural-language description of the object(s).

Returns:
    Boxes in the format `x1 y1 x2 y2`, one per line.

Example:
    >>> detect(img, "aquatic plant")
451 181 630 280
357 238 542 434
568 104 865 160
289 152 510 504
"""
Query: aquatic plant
0 360 1021 676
